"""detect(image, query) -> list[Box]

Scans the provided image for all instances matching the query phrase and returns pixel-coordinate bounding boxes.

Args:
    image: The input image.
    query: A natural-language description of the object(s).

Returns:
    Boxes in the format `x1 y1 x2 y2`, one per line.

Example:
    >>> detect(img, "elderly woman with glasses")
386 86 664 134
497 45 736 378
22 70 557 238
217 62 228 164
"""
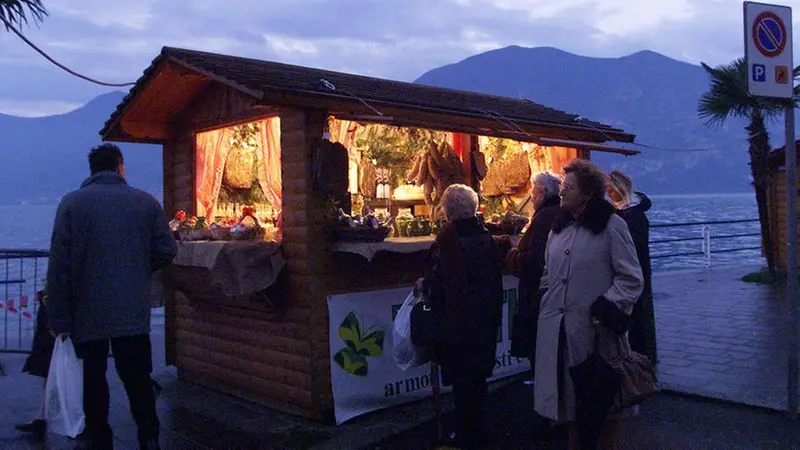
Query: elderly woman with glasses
534 159 643 449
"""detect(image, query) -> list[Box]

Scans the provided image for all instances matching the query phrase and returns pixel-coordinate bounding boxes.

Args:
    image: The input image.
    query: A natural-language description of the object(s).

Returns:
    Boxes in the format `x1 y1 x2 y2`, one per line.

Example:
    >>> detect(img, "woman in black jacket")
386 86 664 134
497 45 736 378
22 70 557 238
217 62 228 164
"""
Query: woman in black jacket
506 171 562 375
417 184 505 449
607 169 657 366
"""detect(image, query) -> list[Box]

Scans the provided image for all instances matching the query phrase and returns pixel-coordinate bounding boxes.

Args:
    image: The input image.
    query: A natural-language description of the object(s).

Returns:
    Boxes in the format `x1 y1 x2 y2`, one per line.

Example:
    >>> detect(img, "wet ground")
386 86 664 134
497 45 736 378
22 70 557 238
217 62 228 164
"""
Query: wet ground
1 264 798 449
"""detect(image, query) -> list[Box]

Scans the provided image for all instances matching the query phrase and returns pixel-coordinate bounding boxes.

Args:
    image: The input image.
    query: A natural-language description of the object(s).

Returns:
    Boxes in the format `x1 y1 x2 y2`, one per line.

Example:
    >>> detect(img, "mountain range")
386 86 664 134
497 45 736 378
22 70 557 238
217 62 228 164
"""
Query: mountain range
415 46 793 195
0 92 162 204
0 46 785 204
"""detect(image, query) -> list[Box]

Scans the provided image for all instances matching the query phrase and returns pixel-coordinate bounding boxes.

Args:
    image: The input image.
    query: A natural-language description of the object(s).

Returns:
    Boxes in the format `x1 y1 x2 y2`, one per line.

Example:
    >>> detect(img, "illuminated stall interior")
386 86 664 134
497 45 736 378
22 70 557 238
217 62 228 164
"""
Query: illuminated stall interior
328 117 580 236
195 117 282 241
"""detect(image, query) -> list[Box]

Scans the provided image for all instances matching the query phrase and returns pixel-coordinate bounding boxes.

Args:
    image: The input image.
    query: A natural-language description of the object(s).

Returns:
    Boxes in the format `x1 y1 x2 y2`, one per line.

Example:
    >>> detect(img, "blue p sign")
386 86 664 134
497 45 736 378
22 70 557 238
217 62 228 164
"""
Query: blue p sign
752 64 766 82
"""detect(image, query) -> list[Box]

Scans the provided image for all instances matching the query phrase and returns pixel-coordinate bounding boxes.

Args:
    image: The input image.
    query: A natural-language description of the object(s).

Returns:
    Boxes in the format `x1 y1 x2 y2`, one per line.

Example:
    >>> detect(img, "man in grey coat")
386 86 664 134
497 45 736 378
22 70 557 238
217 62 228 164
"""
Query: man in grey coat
47 144 177 450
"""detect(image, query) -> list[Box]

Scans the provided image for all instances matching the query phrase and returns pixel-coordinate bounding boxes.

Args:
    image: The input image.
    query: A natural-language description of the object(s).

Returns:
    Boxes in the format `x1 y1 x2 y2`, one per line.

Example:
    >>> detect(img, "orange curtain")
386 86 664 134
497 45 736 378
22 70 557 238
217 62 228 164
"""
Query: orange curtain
329 118 358 149
195 127 232 219
447 132 464 158
257 117 282 213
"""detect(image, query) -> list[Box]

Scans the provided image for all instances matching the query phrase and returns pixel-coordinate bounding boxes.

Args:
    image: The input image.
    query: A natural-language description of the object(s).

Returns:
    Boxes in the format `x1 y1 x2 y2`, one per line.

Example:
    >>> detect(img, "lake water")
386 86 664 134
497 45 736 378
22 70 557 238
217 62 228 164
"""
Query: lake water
0 193 764 272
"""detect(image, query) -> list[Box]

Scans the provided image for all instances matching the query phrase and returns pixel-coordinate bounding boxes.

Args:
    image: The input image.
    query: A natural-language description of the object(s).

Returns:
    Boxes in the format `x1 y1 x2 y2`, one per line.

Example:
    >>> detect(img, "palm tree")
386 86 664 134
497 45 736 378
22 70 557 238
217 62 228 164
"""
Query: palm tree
698 57 799 273
0 0 47 31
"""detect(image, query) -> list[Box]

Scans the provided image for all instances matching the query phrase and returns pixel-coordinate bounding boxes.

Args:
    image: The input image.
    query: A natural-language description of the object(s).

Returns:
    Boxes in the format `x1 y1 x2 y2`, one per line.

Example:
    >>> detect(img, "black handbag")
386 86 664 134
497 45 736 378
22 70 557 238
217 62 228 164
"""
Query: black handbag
510 289 544 358
410 296 442 346
510 311 536 358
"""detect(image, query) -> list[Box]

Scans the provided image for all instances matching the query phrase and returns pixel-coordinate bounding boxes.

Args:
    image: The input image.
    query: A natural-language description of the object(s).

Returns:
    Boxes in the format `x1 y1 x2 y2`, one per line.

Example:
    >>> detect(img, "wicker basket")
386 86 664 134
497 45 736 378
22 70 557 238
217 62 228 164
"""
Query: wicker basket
231 214 266 241
223 145 256 189
333 226 391 243
184 229 212 241
210 224 232 241
231 226 267 241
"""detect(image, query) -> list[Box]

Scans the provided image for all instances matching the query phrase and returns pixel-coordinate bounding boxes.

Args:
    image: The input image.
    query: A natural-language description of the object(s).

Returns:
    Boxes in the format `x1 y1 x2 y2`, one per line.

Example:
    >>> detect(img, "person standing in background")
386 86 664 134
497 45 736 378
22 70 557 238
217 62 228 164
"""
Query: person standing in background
14 288 55 438
607 169 657 366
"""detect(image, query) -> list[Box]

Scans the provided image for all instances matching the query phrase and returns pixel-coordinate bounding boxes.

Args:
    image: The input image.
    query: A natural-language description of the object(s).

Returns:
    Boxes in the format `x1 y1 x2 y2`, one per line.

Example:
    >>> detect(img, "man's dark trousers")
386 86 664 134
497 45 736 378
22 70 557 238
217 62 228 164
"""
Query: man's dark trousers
75 334 159 448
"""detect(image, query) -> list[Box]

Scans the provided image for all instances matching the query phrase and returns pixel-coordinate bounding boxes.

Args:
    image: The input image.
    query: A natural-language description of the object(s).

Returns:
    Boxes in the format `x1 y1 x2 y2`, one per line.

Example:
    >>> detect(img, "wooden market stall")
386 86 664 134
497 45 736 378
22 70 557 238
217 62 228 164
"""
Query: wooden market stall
767 141 800 270
100 46 638 422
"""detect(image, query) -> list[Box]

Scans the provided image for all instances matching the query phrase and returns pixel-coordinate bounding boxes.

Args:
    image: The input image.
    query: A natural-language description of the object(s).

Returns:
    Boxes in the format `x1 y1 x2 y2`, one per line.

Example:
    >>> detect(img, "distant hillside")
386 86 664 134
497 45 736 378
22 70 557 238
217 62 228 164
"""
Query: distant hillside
0 91 162 204
415 46 788 194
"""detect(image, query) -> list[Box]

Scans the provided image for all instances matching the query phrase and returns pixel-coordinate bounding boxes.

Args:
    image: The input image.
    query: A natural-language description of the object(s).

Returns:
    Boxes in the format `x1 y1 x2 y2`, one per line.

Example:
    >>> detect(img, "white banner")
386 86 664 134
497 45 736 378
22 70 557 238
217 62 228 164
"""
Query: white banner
327 275 527 424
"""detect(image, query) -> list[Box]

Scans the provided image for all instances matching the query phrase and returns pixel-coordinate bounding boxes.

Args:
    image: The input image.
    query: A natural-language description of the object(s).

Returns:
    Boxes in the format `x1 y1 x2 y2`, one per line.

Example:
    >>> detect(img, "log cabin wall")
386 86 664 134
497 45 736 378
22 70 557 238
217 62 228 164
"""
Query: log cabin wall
161 84 331 420
279 107 334 420
162 136 194 217
767 166 800 270
162 134 193 366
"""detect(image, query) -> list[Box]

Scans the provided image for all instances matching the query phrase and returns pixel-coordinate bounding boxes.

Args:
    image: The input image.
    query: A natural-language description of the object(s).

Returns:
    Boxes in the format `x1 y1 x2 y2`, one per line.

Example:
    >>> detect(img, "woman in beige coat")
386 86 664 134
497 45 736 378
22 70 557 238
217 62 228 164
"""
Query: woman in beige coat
533 159 643 449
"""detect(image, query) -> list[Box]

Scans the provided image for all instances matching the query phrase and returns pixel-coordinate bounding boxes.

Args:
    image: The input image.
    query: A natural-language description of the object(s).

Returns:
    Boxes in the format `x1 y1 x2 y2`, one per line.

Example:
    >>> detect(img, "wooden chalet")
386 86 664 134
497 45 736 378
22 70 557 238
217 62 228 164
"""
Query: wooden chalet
100 46 638 422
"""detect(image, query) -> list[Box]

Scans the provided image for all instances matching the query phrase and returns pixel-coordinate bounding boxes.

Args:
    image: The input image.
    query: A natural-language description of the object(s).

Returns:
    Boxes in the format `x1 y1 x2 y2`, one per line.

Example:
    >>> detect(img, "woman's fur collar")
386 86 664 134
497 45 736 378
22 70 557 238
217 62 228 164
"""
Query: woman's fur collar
552 197 616 235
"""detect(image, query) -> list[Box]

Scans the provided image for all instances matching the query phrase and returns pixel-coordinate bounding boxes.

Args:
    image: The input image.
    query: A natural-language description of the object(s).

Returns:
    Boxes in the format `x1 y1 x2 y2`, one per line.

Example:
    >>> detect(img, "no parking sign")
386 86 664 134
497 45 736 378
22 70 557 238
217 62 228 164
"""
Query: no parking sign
744 2 793 98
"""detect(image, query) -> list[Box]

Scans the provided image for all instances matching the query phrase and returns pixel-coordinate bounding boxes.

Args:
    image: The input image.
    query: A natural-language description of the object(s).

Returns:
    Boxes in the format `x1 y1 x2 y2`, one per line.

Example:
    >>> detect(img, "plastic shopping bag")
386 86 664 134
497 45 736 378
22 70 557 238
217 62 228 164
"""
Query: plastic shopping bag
45 336 85 438
393 290 429 370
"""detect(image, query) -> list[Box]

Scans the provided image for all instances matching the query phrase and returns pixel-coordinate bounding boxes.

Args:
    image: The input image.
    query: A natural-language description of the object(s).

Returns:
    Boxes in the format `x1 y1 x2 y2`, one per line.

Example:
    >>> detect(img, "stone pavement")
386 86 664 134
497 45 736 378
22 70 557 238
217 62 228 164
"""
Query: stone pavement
1 264 798 449
368 379 800 449
652 264 797 410
0 314 479 450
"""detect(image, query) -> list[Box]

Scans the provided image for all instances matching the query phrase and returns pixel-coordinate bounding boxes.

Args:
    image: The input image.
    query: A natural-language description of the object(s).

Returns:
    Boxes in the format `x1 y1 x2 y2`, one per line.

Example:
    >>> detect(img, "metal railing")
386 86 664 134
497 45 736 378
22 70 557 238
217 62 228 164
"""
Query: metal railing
0 249 48 353
650 219 762 268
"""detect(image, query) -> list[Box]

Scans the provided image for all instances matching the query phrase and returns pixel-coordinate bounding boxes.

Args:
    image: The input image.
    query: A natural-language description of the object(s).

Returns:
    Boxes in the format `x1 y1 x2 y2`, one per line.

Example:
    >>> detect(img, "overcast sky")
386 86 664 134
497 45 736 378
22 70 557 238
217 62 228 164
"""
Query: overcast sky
0 0 796 117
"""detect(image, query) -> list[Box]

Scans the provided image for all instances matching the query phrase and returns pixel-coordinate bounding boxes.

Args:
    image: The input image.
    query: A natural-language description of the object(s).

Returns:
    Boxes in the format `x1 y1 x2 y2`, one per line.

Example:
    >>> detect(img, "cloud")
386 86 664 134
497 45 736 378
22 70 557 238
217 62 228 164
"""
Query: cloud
49 1 158 30
0 99 84 117
0 0 795 117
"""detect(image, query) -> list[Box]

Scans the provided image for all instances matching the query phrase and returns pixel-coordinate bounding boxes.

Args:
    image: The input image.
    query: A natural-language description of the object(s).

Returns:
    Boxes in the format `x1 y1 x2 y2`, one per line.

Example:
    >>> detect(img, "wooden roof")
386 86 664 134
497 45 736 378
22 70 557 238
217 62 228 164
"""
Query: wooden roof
100 46 637 148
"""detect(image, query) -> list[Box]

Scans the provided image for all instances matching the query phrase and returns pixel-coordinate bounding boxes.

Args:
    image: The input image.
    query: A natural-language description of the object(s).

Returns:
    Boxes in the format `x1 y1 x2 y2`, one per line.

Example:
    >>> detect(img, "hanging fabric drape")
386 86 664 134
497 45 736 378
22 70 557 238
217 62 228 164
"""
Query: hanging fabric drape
256 117 283 214
195 127 232 219
447 132 464 158
328 118 360 194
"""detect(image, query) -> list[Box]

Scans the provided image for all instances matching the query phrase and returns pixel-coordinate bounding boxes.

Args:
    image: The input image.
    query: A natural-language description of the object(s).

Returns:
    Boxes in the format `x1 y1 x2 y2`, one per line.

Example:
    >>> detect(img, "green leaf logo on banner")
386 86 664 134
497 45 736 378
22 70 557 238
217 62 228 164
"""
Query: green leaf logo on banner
334 311 385 377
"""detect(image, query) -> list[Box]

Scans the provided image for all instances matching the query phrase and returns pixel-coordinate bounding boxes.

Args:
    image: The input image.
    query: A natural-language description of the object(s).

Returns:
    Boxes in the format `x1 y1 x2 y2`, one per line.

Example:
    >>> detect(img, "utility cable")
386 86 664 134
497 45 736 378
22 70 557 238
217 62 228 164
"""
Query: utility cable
320 78 384 117
0 15 135 87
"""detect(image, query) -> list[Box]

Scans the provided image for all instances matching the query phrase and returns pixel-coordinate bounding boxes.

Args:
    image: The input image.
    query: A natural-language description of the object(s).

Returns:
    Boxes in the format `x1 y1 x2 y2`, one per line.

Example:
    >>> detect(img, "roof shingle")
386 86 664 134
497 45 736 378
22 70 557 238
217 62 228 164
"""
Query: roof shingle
101 46 635 143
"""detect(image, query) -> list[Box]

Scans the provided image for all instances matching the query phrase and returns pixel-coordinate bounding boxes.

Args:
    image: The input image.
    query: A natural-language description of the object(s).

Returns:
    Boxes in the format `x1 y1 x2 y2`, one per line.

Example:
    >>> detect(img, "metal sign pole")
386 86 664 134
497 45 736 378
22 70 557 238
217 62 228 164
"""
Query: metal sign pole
744 1 796 419
787 103 798 420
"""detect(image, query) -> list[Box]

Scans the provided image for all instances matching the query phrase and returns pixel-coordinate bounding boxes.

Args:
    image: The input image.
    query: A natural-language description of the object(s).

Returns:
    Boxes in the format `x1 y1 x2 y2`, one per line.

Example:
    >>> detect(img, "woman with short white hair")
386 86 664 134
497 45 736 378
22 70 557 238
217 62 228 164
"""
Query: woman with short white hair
440 183 480 221
507 171 562 391
532 171 562 204
415 183 506 448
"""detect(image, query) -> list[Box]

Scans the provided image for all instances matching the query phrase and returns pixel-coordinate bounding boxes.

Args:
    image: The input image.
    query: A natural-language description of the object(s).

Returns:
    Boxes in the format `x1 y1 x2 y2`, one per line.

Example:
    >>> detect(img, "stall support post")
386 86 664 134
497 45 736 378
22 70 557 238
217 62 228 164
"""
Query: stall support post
786 104 798 420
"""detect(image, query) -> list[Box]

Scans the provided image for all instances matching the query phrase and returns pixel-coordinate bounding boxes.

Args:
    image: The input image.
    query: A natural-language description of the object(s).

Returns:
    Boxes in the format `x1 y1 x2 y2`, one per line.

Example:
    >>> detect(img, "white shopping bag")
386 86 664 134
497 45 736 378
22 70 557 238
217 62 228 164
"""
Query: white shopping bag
392 290 429 370
45 336 85 438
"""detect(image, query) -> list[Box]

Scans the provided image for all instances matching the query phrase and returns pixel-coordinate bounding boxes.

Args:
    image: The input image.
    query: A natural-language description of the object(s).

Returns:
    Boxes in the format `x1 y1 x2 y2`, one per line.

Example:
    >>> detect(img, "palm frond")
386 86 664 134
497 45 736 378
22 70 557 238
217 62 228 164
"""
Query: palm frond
0 0 48 31
698 58 755 126
698 57 800 127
